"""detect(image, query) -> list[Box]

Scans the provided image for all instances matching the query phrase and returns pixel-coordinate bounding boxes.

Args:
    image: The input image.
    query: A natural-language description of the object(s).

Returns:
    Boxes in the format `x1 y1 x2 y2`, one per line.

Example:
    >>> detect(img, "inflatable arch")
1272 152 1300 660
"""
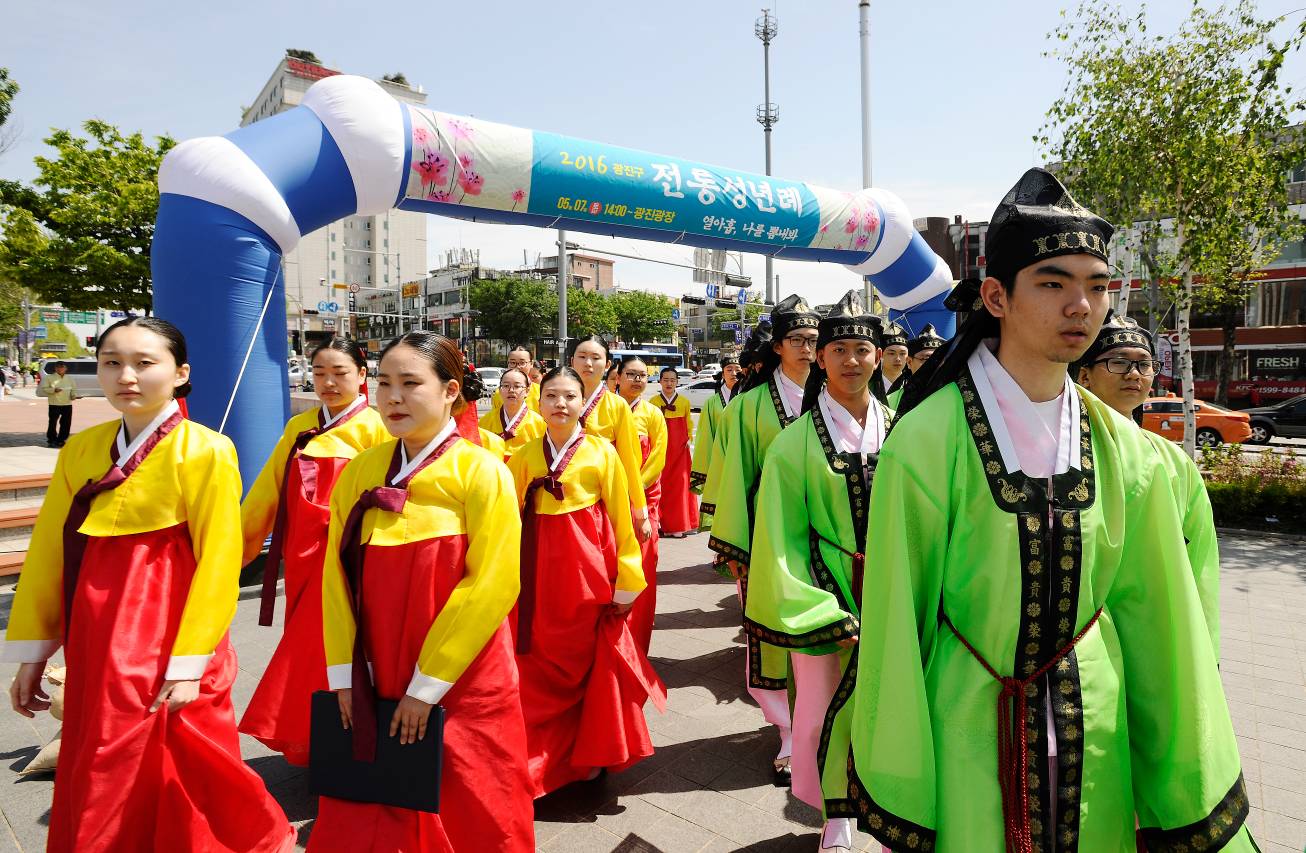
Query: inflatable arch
153 75 954 485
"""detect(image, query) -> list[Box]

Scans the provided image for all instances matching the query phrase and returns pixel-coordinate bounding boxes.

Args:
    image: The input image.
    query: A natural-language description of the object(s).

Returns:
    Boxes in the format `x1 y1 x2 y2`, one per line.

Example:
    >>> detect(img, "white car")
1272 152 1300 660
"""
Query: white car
476 367 504 398
680 377 720 411
287 363 306 389
675 367 696 384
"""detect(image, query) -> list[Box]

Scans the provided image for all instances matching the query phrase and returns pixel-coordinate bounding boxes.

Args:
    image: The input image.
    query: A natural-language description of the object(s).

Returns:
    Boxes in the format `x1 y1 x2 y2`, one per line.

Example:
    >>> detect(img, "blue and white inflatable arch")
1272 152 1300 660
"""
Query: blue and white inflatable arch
153 75 953 484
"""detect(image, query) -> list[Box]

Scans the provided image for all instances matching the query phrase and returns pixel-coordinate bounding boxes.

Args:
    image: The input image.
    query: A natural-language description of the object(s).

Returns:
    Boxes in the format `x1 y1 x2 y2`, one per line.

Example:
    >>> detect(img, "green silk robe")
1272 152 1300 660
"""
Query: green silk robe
1141 429 1221 660
691 388 731 530
707 374 799 690
840 370 1252 852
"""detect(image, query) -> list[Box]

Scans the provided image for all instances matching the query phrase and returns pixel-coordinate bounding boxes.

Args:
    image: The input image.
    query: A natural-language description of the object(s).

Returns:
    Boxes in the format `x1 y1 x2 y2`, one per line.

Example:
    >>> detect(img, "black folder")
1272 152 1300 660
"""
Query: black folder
308 690 444 813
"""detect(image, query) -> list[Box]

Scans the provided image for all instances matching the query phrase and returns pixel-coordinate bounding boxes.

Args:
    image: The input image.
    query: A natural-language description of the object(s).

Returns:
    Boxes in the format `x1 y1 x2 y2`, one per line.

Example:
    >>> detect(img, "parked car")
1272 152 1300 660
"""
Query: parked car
680 377 720 411
38 357 103 397
675 367 696 384
1140 395 1252 448
287 363 306 390
476 367 504 398
1242 393 1306 444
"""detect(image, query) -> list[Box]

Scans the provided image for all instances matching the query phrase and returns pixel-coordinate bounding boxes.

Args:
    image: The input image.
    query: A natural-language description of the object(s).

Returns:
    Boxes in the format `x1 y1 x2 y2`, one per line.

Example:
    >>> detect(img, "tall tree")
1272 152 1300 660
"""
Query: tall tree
467 276 557 344
0 67 18 156
1040 0 1306 456
565 287 616 340
0 120 175 313
609 289 675 345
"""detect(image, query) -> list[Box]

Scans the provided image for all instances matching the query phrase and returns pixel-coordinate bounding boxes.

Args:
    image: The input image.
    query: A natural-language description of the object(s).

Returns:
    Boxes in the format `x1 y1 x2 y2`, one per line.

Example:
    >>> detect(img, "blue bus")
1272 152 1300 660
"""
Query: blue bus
611 346 683 370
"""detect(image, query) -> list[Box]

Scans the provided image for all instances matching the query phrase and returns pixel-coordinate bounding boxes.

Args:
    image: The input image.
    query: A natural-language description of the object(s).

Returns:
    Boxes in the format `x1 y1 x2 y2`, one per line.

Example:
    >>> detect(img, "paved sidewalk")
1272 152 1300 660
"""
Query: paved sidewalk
0 531 1303 851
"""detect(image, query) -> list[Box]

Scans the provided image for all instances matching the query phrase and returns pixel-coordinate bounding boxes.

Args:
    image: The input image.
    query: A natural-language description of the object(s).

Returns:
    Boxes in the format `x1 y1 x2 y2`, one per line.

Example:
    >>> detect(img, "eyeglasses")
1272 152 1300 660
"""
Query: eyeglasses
1094 357 1161 376
500 384 528 392
783 335 819 350
622 372 648 381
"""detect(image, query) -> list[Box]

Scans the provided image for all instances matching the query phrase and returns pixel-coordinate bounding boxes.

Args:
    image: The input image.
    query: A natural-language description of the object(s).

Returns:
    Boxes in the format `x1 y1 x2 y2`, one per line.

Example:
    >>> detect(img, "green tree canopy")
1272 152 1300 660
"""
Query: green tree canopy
609 289 675 344
0 67 18 155
468 276 557 344
707 289 765 344
565 287 616 340
1039 0 1306 452
0 120 174 313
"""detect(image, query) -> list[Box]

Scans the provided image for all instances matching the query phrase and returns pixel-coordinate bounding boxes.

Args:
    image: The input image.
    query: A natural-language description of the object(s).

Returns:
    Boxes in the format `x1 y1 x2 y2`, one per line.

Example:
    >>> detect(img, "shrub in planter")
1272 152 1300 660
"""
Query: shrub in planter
1200 445 1306 533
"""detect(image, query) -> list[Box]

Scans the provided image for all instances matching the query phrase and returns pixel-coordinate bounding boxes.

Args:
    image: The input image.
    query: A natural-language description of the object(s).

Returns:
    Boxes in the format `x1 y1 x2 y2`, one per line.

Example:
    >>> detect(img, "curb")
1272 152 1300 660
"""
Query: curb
1215 527 1306 544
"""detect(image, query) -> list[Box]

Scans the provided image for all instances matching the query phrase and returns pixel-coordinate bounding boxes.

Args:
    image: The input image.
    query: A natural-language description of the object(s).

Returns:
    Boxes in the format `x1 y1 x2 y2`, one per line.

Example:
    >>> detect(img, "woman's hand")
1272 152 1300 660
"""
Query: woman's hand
836 636 858 650
390 695 434 745
635 515 653 543
9 663 49 718
337 688 353 730
150 679 201 712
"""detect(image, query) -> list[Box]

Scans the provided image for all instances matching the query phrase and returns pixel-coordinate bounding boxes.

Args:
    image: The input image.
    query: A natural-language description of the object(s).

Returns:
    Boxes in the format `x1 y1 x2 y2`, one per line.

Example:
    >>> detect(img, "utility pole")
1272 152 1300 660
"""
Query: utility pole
557 229 569 361
858 0 876 312
756 9 778 305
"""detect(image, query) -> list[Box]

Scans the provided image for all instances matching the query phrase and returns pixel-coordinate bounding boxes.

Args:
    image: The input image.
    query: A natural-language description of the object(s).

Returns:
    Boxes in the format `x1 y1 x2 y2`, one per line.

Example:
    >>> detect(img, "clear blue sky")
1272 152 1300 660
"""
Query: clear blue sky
4 0 1304 304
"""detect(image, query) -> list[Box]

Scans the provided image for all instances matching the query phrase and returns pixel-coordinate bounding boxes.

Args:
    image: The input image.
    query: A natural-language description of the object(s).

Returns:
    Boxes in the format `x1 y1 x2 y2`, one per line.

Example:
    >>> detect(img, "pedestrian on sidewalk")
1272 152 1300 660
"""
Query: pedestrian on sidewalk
37 361 77 447
4 316 295 853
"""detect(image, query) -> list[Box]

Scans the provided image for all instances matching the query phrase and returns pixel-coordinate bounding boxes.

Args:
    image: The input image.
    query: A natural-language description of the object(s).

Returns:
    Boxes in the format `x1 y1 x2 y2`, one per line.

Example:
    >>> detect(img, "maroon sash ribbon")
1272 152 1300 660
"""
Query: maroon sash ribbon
339 432 460 762
941 606 1103 853
516 435 585 655
259 402 366 626
62 411 184 637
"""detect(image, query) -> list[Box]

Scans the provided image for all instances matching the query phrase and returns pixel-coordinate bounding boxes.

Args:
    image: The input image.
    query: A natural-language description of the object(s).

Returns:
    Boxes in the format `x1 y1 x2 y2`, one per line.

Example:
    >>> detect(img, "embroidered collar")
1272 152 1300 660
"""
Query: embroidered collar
546 425 584 472
970 340 1080 477
501 399 529 434
581 382 606 415
658 391 679 409
818 389 886 455
116 400 181 467
320 393 366 429
393 417 459 485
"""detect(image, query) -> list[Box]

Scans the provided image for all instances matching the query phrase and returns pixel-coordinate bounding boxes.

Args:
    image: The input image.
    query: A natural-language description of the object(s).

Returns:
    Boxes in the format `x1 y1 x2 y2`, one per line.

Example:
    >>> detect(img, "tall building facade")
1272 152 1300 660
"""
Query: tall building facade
241 55 429 353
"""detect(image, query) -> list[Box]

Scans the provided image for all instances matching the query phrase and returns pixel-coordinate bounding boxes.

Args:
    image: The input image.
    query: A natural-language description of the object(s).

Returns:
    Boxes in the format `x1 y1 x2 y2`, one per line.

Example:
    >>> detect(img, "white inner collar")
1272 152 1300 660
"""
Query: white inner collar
775 370 805 418
546 425 584 472
392 417 458 485
969 340 1079 478
320 393 365 429
818 388 886 455
116 400 180 467
721 384 734 404
659 390 676 406
502 398 528 431
582 382 605 413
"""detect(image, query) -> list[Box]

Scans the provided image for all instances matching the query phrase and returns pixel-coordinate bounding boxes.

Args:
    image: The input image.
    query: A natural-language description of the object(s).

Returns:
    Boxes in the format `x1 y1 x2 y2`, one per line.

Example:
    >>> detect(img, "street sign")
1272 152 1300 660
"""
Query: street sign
349 283 362 294
333 283 349 290
671 308 681 320
737 288 747 304
759 313 770 322
323 318 337 329
714 299 735 309
720 321 739 331
317 301 340 313
734 330 744 343
31 325 47 339
705 284 721 299
41 311 60 322
41 342 67 351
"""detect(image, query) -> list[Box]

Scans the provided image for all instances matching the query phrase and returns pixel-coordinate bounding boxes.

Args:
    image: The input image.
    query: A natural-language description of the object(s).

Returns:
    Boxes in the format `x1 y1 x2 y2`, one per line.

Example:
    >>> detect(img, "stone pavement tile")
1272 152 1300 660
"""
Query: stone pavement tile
588 794 675 842
1256 723 1306 751
1253 689 1306 716
699 832 811 851
1260 810 1306 850
636 810 719 851
1253 704 1306 733
1260 755 1306 793
1252 676 1305 700
708 760 781 807
1261 783 1306 819
1261 742 1306 771
540 821 624 852
666 746 737 787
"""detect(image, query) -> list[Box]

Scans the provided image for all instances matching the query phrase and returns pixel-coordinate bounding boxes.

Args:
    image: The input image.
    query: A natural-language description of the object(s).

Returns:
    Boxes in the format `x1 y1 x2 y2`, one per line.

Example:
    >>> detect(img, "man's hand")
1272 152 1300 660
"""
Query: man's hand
390 695 434 745
150 679 201 712
9 663 49 718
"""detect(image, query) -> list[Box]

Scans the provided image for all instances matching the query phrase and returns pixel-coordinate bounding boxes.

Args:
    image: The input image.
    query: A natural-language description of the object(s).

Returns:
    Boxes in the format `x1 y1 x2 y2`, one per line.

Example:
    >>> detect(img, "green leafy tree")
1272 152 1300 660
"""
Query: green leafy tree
0 67 18 156
286 49 321 64
707 289 765 346
467 276 557 345
0 120 175 313
566 287 616 340
1040 0 1306 455
609 289 675 344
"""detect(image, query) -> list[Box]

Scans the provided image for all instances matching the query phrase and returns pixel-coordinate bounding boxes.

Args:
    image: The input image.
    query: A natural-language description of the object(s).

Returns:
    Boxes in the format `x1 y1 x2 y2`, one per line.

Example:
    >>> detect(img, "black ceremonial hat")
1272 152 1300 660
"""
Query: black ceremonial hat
984 168 1114 287
1076 310 1154 368
817 290 881 348
907 324 946 357
770 293 821 340
880 319 909 349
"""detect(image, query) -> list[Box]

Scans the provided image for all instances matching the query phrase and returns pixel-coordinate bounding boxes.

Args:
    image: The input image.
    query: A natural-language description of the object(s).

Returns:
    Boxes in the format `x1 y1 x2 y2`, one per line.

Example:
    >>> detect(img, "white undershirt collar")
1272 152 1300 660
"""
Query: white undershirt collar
818 389 887 455
115 400 180 467
320 393 366 429
774 370 805 419
392 417 458 485
546 425 584 472
969 340 1079 477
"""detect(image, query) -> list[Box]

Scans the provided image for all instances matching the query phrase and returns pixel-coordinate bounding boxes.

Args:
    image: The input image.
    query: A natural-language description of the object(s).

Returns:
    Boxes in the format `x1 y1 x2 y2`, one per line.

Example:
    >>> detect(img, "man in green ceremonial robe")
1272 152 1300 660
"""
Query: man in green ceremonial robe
746 290 890 853
871 320 909 407
708 294 821 781
691 354 743 530
844 168 1254 852
1073 313 1221 659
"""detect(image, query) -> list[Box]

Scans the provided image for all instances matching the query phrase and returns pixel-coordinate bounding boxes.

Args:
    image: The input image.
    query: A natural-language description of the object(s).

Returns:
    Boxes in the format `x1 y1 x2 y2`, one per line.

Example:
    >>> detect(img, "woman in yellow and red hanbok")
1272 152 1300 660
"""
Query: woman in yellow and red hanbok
4 317 293 853
239 338 388 765
478 367 546 461
313 332 533 853
508 366 665 797
651 367 699 536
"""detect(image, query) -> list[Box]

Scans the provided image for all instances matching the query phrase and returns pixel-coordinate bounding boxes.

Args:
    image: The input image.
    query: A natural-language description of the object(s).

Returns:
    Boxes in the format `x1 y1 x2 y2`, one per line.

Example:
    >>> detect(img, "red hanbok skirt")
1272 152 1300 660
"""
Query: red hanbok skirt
657 416 698 535
514 505 662 797
54 524 294 853
239 456 348 765
631 434 661 656
307 535 534 853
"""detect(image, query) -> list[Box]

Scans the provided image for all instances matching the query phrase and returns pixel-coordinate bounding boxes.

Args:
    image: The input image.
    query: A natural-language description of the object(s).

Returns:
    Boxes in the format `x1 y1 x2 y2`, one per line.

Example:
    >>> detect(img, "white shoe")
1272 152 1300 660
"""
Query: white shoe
819 818 854 852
